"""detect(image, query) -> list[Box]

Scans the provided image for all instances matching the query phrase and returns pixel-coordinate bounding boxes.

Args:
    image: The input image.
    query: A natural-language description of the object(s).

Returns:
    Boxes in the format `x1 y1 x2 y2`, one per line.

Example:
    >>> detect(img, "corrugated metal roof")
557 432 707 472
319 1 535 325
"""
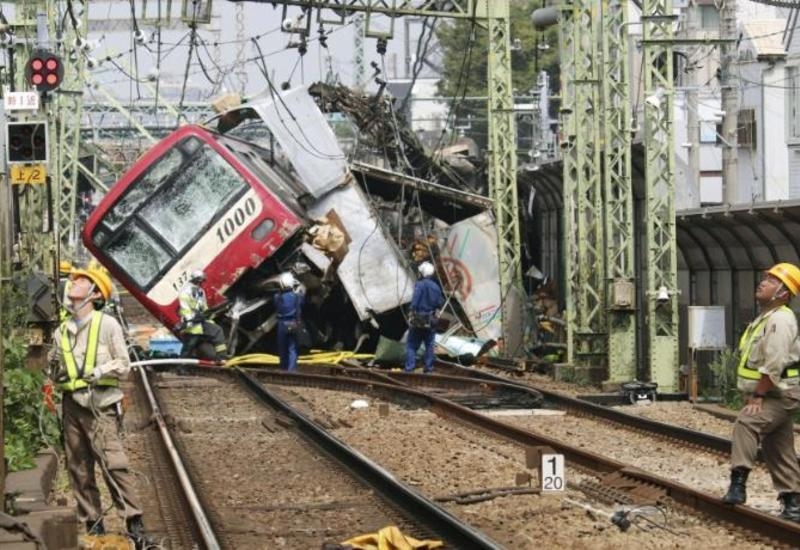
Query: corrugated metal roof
742 20 786 58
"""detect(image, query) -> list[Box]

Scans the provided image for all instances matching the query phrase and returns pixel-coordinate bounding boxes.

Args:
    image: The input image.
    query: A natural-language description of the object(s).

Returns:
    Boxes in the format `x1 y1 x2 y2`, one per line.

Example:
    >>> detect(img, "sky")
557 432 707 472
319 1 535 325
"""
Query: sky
0 1 433 105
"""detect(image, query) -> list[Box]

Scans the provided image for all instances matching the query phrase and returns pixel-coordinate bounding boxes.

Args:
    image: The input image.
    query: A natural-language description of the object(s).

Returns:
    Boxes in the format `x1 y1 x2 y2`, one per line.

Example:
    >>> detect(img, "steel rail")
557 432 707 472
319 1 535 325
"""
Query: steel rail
232 365 800 548
432 359 800 464
133 363 221 550
430 359 735 454
233 367 505 550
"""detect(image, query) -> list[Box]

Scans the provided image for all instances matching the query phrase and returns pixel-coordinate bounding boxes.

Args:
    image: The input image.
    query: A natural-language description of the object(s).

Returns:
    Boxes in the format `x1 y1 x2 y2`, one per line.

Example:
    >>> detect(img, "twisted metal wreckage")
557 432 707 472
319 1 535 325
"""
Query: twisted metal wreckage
85 83 539 359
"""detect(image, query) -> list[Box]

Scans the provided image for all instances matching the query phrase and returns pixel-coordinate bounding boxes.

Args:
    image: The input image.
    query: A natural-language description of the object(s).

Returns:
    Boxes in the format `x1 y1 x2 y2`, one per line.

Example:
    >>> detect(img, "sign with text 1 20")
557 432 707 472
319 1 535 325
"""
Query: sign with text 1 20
541 453 565 492
4 91 40 111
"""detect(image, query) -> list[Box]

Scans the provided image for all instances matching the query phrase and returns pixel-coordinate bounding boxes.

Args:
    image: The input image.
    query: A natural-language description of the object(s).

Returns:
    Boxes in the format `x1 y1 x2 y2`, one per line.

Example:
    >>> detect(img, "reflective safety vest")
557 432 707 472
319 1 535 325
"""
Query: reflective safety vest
737 305 800 381
58 311 119 392
178 283 207 335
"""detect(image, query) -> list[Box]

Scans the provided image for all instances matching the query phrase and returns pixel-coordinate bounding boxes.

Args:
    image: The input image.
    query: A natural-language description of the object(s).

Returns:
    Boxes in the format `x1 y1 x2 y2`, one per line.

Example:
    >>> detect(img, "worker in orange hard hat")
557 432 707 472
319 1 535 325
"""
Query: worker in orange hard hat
722 262 800 523
48 268 153 544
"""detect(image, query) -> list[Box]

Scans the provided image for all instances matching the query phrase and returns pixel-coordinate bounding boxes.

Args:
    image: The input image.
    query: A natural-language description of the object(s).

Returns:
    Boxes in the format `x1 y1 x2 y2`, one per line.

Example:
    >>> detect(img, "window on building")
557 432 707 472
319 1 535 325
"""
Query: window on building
737 108 756 148
699 121 719 144
789 66 800 140
699 5 720 29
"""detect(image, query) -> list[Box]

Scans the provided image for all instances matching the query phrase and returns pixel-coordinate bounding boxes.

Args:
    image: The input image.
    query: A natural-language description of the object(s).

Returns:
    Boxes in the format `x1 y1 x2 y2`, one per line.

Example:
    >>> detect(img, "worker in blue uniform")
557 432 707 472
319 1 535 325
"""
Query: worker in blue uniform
405 261 445 373
275 272 304 371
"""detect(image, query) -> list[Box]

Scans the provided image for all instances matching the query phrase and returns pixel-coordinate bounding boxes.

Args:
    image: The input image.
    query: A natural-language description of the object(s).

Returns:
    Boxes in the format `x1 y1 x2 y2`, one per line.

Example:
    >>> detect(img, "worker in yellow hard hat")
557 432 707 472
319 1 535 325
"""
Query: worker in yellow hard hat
722 262 800 522
48 267 153 544
59 260 74 275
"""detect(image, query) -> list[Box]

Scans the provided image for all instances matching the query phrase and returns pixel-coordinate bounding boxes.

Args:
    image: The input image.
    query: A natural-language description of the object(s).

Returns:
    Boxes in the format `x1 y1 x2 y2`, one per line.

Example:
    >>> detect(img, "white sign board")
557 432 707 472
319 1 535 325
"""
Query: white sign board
687 306 727 349
4 91 40 111
541 453 565 492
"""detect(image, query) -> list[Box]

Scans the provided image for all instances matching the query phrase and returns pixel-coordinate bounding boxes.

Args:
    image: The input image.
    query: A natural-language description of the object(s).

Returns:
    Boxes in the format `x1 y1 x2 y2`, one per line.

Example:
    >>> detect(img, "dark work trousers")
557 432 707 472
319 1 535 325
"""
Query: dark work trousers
277 320 299 371
730 392 800 494
181 321 227 359
62 392 143 523
405 326 436 373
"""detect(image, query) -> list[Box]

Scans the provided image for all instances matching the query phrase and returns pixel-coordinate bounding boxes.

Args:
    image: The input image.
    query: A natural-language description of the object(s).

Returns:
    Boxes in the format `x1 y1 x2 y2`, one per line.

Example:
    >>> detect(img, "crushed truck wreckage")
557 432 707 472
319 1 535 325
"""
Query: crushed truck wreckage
82 83 531 359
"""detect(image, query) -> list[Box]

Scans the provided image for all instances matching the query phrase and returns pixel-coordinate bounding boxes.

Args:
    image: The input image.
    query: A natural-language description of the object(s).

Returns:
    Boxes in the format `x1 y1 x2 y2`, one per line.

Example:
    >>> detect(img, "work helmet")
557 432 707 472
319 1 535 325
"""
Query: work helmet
418 261 435 278
70 268 113 301
279 272 297 290
59 260 73 275
767 263 800 295
190 269 206 283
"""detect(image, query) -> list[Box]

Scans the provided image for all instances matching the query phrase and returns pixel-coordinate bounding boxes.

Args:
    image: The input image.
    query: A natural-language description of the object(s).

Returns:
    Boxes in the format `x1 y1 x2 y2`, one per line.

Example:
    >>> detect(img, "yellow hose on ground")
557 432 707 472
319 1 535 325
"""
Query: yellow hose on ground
224 350 373 368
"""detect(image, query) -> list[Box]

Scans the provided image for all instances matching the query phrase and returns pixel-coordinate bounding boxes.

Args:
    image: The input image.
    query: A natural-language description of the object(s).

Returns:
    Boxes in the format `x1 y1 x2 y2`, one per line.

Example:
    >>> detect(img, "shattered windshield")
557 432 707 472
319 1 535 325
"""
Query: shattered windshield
94 136 247 288
104 146 184 230
104 226 171 287
140 144 244 250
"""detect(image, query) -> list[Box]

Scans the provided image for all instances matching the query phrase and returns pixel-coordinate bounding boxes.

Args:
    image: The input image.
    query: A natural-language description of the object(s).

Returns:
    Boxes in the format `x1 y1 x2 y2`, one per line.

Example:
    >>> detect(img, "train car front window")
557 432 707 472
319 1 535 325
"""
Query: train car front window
139 144 245 251
104 147 184 230
105 227 171 287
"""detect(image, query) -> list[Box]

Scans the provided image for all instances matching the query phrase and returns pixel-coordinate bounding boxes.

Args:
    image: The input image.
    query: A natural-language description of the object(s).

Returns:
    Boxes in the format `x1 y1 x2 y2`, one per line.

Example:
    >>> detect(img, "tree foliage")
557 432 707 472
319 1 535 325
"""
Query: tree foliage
434 0 559 149
3 277 60 472
436 1 560 100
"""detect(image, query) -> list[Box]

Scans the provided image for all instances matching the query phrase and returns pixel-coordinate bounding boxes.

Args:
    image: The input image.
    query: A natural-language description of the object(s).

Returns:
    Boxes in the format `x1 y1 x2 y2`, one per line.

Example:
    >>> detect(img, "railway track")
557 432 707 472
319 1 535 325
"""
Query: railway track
126 361 501 549
430 358 800 463
238 363 800 547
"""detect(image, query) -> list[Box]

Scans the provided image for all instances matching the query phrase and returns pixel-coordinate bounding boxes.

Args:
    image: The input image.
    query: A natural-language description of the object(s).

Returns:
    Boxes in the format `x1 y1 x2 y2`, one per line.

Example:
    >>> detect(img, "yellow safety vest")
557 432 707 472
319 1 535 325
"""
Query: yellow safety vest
178 284 206 335
737 305 800 381
58 311 119 392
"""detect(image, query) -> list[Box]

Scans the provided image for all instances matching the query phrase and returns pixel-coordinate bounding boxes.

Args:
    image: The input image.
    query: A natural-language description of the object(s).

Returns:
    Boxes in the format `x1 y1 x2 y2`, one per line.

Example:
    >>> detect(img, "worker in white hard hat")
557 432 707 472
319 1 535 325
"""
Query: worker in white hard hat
405 261 445 374
274 272 304 371
177 269 228 360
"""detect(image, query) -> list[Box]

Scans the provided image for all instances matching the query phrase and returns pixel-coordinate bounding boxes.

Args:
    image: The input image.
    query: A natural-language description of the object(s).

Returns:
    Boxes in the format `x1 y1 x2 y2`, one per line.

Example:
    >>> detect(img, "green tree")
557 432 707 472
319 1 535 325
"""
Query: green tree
437 1 559 98
435 0 559 149
2 277 60 472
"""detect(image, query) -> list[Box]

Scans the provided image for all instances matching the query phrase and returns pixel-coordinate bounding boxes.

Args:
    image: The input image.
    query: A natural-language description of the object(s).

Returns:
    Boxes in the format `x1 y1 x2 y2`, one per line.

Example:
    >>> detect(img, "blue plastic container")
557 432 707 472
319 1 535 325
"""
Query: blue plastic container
149 337 183 355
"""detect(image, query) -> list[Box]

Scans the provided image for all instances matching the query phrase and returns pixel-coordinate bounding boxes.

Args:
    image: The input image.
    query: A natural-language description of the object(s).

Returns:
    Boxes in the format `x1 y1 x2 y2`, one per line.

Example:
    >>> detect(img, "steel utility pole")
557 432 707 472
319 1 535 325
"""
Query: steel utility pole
642 0 679 392
720 0 738 203
248 0 523 352
10 1 88 271
601 0 636 383
558 0 606 372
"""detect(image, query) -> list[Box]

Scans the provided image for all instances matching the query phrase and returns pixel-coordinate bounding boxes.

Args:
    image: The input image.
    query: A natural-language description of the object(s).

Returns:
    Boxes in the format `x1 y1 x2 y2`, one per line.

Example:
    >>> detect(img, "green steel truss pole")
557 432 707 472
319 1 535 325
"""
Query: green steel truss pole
485 0 522 345
262 0 522 350
601 0 636 381
11 2 89 269
11 4 51 272
50 1 88 256
558 1 606 369
642 1 678 391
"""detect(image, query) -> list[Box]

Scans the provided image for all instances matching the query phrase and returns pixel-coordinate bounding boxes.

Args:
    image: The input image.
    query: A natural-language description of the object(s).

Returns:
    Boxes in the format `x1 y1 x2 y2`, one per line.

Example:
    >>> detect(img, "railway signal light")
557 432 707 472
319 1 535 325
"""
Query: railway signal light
6 121 48 163
25 50 63 92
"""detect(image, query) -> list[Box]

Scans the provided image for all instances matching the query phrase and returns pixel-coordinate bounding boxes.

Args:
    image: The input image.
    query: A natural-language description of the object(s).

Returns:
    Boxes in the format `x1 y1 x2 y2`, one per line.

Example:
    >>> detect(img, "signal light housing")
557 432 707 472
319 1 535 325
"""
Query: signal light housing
6 121 48 164
25 50 63 92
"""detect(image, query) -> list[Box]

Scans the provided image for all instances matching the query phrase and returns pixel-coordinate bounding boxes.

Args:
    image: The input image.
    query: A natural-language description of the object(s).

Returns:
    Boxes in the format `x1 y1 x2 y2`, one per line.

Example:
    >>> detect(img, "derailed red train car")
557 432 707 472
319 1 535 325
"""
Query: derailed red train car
83 125 304 329
83 86 417 354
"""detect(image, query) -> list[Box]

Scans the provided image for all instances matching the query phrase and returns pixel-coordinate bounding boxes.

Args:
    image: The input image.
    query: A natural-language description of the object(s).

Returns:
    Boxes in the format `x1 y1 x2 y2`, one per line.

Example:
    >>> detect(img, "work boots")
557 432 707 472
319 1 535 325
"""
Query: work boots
85 518 105 536
722 467 749 505
779 492 800 522
126 516 155 549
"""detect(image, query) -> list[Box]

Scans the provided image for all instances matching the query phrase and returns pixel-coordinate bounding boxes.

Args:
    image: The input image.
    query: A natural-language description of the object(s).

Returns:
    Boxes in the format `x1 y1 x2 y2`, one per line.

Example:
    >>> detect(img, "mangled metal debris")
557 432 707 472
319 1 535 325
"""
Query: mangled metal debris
83 83 530 358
